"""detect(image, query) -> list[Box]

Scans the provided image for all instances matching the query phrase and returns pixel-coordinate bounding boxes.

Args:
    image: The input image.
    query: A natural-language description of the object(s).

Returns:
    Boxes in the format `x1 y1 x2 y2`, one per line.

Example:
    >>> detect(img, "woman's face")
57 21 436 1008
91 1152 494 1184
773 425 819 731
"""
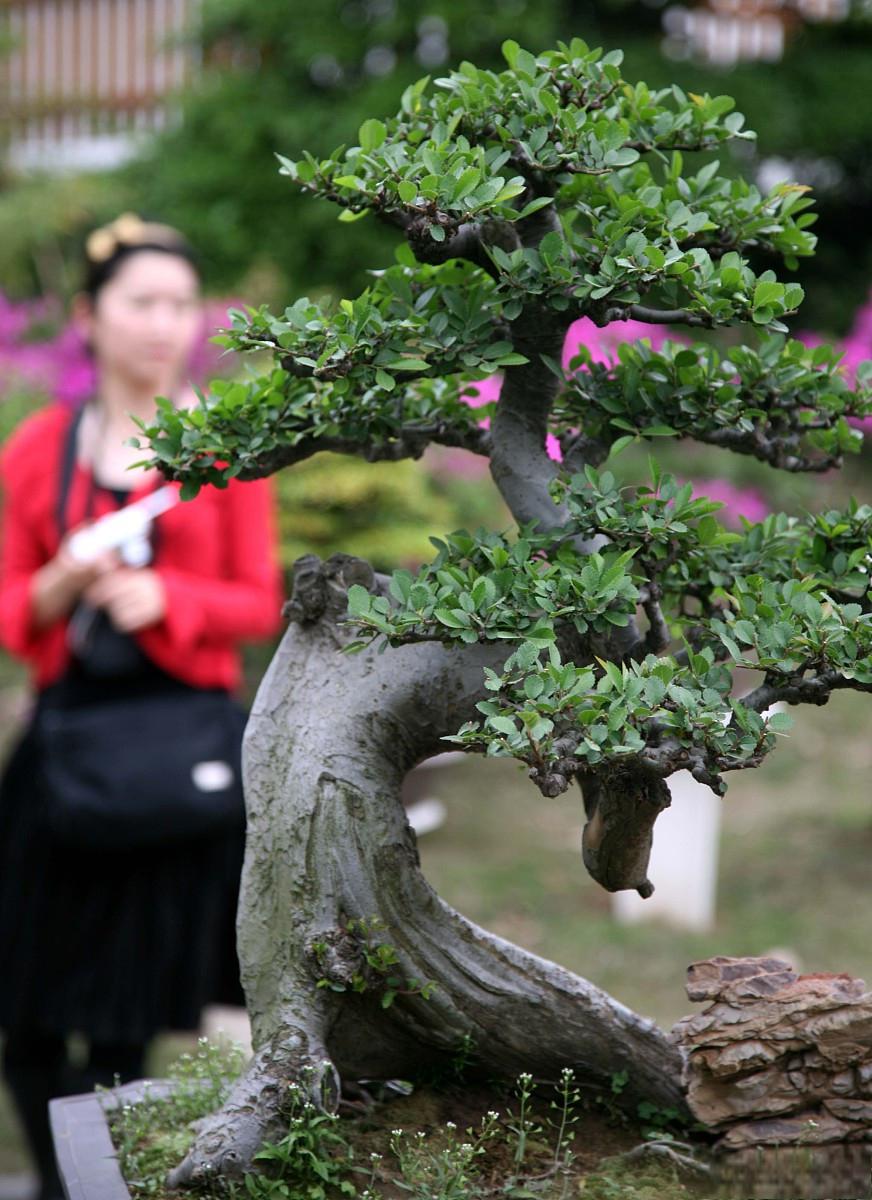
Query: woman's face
78 250 202 394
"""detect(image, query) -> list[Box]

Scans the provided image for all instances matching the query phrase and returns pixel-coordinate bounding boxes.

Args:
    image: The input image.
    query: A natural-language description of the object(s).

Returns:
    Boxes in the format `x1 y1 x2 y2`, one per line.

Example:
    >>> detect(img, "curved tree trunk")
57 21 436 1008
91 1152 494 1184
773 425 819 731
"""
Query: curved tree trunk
168 562 686 1186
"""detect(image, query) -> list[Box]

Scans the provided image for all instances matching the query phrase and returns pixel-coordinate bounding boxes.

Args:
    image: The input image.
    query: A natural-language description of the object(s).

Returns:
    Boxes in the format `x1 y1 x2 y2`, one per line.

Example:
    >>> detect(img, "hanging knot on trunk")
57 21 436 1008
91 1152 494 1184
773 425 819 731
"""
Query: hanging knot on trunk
306 927 367 990
579 769 671 898
284 553 379 625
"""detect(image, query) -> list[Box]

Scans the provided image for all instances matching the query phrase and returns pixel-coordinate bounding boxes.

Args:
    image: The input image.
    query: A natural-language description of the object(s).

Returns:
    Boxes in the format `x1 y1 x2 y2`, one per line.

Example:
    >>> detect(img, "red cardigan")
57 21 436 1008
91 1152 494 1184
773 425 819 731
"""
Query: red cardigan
0 404 284 692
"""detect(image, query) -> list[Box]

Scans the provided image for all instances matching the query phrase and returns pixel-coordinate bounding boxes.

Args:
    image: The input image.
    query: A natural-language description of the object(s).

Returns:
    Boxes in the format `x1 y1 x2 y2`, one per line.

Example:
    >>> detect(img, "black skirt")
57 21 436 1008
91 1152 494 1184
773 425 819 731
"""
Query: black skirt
0 664 246 1043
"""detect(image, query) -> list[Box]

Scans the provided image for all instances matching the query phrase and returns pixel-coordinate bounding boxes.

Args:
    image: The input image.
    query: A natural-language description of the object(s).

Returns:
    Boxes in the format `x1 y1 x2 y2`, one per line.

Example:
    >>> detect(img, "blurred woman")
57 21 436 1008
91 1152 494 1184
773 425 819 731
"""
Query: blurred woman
0 215 282 1199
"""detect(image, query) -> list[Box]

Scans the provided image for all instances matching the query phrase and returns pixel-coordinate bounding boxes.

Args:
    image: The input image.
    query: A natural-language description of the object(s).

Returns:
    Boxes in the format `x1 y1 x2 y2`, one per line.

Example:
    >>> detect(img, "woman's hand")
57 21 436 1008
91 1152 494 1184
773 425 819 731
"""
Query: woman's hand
30 539 119 630
83 567 167 633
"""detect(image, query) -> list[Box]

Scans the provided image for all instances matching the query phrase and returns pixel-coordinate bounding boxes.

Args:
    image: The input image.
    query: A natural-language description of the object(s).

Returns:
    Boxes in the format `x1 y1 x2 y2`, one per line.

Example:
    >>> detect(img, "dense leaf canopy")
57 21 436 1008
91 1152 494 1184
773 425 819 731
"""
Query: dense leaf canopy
139 39 872 800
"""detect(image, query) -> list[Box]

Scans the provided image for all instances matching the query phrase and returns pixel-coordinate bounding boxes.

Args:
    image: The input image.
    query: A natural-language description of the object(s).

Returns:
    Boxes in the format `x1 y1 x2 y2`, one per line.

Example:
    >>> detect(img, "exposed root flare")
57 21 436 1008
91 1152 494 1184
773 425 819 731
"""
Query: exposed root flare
616 1139 712 1177
165 1036 337 1187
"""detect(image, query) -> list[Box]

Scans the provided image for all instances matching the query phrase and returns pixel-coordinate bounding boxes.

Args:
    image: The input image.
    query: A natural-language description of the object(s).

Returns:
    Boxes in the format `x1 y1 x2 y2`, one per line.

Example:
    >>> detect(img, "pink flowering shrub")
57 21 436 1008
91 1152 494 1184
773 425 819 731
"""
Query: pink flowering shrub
0 293 238 410
436 315 769 527
678 476 769 528
799 289 872 434
454 316 673 465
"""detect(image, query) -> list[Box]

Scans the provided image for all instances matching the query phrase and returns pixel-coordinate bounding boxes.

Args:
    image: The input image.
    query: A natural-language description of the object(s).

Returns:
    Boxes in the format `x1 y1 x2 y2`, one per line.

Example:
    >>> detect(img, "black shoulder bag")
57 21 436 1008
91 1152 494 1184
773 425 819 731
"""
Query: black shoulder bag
37 410 248 851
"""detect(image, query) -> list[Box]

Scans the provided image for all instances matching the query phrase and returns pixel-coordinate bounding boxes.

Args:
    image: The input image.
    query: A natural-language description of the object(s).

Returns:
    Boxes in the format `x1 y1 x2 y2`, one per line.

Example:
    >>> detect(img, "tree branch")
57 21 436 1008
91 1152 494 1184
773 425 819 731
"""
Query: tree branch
641 587 672 655
406 217 514 278
488 309 570 533
738 670 872 714
625 305 713 328
703 427 841 473
230 422 491 480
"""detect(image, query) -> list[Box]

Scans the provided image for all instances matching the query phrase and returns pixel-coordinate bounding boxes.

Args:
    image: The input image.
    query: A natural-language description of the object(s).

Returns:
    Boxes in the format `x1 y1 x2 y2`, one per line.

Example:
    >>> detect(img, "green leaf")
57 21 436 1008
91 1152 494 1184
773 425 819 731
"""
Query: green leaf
434 607 466 628
502 39 521 67
608 435 636 457
385 358 429 371
753 280 784 309
397 180 417 204
514 197 555 221
767 711 794 733
494 179 527 204
347 585 371 617
642 424 678 437
358 118 387 152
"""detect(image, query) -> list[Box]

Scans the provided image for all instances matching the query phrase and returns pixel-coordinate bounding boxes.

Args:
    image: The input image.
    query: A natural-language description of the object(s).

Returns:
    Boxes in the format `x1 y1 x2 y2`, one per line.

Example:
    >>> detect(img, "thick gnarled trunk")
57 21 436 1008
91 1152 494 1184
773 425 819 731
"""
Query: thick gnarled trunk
167 564 685 1186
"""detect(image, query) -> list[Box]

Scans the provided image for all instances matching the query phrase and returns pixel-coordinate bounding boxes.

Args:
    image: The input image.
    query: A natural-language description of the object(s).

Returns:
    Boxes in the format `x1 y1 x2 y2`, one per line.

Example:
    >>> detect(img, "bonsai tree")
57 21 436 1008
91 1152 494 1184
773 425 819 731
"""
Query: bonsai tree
140 40 872 1182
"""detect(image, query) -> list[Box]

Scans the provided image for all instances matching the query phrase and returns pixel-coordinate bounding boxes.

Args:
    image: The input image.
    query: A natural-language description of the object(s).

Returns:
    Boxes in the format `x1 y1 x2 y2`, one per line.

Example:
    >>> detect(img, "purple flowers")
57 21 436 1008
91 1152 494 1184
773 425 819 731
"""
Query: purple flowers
0 293 237 408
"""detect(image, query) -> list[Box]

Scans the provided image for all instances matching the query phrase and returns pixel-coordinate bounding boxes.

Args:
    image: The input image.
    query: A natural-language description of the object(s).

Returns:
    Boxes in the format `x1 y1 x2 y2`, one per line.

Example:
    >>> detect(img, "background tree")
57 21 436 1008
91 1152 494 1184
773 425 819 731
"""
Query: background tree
124 0 872 331
3 3 869 332
135 40 872 1183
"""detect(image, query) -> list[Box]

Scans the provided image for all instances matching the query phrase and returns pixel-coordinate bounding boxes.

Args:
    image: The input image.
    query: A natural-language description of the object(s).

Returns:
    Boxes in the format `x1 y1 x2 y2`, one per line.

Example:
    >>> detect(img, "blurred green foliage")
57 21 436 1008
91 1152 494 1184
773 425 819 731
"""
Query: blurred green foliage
0 172 131 299
275 450 506 572
126 1 872 334
1 2 869 332
123 1 564 302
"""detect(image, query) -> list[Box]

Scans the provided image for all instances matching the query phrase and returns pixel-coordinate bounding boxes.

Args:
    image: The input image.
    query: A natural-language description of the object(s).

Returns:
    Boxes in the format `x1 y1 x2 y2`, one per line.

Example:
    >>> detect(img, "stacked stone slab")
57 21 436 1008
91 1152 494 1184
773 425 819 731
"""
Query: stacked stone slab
671 955 872 1149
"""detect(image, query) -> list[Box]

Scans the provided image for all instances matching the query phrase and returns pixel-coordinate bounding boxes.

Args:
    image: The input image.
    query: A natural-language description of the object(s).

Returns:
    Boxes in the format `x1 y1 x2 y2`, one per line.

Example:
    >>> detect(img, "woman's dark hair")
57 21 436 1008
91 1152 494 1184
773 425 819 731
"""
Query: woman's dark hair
83 214 199 300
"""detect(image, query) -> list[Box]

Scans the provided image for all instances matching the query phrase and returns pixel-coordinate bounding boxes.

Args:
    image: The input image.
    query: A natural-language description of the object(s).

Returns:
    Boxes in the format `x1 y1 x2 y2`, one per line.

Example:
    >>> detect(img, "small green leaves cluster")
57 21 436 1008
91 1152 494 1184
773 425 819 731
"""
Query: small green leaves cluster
218 255 526 389
581 157 815 269
339 462 872 788
800 504 872 597
554 467 872 627
276 40 754 235
345 528 639 650
247 1077 356 1200
136 40 869 501
553 466 732 572
711 576 872 684
561 159 814 317
132 368 490 496
274 39 816 330
279 122 550 234
108 1038 246 1194
446 641 781 790
654 502 872 618
312 917 436 1010
552 336 872 467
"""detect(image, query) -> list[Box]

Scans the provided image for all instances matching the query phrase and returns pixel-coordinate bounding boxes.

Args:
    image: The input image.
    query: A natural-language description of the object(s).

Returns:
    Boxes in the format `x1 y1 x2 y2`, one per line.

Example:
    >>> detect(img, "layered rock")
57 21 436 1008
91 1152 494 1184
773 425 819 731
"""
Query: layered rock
671 956 872 1149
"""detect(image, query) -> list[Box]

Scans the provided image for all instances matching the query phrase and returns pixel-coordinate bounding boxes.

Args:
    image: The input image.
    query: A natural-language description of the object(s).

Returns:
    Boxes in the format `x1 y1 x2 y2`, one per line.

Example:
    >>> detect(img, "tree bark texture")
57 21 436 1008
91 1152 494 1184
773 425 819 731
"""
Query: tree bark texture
167 564 686 1185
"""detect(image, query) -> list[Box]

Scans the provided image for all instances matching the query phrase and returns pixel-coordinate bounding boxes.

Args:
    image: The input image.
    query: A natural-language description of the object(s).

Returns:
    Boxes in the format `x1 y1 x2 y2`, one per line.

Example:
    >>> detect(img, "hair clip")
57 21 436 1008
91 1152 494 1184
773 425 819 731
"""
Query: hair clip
85 213 182 263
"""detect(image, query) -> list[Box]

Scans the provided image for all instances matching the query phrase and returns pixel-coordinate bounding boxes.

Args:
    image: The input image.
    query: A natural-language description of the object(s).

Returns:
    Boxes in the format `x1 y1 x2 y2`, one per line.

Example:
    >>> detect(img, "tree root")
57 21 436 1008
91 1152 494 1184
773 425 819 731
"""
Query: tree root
615 1139 713 1177
166 1032 336 1186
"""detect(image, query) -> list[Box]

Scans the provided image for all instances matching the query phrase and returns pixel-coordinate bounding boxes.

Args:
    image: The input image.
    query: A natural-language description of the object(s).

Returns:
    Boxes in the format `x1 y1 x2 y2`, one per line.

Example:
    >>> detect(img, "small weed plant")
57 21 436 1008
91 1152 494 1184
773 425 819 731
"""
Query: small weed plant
311 916 437 1010
107 1044 708 1199
108 1038 246 1195
240 1081 356 1200
386 1111 499 1199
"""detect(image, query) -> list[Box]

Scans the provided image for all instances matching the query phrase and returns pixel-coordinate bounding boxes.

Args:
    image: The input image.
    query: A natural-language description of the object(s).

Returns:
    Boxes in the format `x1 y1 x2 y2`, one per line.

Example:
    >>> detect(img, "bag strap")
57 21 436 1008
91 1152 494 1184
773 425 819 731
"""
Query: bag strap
56 405 87 541
54 405 162 557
